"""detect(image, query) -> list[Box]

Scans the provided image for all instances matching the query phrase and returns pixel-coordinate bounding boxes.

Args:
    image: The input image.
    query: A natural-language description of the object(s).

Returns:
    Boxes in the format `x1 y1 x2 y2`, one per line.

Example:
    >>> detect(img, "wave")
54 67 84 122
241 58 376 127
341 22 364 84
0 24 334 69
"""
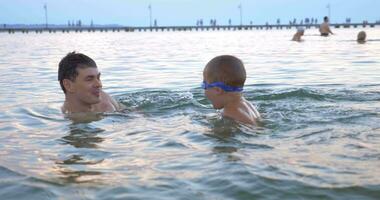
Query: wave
117 89 201 112
248 88 380 102
252 88 326 101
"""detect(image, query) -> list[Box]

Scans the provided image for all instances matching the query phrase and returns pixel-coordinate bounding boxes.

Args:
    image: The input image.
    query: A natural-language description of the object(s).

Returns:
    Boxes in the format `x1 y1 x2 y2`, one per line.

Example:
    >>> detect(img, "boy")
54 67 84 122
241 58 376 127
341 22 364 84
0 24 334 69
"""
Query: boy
58 52 121 114
202 55 261 125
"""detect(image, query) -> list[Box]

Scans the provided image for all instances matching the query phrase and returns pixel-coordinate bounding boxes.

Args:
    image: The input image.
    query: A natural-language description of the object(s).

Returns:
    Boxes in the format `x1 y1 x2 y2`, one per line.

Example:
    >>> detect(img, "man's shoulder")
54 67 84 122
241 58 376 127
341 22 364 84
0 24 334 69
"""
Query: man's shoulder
100 91 112 100
61 102 68 114
96 91 117 112
99 91 124 112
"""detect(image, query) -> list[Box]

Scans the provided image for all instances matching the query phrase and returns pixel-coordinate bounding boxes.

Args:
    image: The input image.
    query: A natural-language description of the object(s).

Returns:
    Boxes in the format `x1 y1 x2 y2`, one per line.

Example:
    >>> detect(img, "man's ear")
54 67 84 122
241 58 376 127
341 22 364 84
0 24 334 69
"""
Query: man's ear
63 79 75 93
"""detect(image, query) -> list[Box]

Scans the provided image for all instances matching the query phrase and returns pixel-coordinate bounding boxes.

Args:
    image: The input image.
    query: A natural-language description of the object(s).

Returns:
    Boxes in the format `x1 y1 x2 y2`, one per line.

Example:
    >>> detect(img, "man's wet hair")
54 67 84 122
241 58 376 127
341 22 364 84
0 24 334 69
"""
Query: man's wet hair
58 52 97 93
204 55 246 87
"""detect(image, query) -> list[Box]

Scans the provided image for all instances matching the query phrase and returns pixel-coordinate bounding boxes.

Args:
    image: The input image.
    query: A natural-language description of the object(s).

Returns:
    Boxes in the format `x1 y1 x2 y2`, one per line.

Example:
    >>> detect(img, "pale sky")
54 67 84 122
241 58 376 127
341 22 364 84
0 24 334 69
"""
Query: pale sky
0 0 379 26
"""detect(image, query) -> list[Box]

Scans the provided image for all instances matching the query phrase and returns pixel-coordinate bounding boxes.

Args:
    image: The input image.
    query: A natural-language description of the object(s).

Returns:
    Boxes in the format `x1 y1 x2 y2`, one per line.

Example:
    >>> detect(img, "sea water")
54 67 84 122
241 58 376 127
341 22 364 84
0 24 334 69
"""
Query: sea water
0 28 379 199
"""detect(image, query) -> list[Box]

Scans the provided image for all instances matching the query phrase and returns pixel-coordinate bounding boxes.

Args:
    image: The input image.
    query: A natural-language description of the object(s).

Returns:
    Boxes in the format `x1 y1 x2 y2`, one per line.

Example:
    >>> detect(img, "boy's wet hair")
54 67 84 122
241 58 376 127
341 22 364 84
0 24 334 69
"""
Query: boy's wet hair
58 52 97 93
204 55 246 87
324 16 329 22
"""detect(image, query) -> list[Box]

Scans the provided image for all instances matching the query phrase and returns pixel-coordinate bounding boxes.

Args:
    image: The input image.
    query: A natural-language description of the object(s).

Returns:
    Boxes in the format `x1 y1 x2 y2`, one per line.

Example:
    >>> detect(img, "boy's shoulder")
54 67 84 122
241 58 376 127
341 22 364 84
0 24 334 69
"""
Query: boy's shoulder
223 99 260 125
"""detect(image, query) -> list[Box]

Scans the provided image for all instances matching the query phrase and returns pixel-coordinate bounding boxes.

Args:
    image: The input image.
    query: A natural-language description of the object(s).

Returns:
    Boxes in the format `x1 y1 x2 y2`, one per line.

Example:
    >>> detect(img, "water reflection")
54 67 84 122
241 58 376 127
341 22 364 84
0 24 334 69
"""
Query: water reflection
55 124 107 183
204 117 243 162
65 112 104 124
60 124 105 148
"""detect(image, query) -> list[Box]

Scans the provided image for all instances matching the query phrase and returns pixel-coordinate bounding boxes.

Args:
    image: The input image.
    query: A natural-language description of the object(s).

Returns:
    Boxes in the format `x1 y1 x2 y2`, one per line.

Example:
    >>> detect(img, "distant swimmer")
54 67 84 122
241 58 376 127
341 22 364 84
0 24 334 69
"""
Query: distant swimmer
319 16 334 36
292 27 305 42
357 31 367 44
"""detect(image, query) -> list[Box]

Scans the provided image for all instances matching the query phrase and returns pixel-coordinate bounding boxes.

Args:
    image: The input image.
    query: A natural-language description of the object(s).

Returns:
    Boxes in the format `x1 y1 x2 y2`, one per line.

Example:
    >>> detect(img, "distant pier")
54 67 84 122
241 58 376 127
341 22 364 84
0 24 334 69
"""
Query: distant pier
1 23 379 34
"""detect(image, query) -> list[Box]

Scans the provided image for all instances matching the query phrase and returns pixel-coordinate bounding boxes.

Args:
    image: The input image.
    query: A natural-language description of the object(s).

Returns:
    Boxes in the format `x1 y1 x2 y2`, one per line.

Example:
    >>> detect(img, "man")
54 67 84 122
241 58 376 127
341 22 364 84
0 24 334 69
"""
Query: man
319 16 334 36
58 52 121 114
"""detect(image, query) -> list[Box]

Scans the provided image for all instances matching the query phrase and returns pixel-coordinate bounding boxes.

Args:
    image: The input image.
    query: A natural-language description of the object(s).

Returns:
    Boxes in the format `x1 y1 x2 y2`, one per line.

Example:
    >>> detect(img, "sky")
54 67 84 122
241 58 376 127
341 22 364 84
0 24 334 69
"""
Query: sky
0 0 379 26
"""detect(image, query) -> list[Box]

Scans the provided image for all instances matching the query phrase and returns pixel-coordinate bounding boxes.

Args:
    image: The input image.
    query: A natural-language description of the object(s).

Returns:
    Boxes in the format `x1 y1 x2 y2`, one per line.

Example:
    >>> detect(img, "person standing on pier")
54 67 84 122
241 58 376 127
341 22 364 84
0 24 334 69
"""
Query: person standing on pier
319 16 334 36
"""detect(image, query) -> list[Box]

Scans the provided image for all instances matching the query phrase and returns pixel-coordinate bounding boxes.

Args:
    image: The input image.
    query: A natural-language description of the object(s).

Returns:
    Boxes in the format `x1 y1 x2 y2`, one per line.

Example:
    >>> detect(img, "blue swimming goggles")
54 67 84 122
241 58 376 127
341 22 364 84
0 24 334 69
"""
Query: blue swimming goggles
201 81 243 92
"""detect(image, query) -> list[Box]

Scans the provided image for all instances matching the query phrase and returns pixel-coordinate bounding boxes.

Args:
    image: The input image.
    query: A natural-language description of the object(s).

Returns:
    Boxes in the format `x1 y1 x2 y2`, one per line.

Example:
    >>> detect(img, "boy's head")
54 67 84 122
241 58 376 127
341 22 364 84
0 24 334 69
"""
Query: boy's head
58 52 102 105
357 31 367 43
324 16 329 23
202 55 246 109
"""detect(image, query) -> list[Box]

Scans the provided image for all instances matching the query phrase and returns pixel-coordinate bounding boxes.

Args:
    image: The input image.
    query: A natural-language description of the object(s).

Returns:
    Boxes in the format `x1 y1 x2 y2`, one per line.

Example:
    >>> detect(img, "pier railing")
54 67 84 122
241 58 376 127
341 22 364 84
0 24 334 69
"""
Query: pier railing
1 23 378 34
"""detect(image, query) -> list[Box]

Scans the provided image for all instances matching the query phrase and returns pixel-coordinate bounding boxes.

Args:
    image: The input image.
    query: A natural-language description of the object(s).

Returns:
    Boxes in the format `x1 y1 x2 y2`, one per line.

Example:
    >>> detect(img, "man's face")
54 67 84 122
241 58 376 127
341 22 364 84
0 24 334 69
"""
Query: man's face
67 67 102 105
